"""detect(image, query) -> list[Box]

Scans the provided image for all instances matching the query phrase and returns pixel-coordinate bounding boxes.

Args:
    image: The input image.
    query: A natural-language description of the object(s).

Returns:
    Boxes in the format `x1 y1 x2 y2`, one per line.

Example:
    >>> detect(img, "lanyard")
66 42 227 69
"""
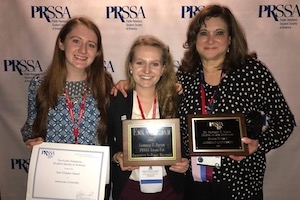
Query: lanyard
65 84 88 144
200 70 222 114
197 73 221 183
200 84 217 114
136 95 157 119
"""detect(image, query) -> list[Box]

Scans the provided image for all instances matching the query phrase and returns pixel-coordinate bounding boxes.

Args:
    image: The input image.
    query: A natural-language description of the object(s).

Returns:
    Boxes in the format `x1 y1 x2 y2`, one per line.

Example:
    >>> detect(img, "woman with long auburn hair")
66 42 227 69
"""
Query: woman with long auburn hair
21 16 113 154
21 17 114 200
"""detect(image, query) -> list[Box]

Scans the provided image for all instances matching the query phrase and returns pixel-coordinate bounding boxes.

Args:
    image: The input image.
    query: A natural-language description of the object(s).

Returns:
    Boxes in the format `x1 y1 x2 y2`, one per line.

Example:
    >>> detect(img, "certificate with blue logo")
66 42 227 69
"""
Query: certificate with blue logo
26 142 110 200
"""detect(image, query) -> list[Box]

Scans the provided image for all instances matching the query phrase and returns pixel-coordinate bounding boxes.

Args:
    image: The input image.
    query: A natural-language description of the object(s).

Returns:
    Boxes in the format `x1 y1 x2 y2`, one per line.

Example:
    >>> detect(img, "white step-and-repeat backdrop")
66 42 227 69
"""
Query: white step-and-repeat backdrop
0 0 299 199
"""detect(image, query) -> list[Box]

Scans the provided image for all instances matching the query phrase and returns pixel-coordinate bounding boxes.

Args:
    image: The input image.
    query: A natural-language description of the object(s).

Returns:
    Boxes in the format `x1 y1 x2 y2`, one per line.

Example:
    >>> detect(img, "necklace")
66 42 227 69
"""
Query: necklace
71 90 87 104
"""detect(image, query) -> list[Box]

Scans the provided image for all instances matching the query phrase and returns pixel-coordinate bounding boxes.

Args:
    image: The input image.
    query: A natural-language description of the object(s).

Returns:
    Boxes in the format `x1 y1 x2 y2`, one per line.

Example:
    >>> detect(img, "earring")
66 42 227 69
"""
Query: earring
130 70 133 74
227 48 230 53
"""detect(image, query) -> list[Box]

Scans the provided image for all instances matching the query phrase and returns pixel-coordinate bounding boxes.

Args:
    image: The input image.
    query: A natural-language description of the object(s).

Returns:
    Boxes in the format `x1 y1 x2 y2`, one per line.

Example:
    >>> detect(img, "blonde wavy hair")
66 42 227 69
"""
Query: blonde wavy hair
125 35 179 118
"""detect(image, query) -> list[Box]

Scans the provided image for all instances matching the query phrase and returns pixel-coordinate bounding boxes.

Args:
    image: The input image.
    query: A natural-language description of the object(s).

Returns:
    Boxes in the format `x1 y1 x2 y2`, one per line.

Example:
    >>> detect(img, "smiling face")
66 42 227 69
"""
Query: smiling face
196 17 231 65
129 45 164 91
59 24 98 74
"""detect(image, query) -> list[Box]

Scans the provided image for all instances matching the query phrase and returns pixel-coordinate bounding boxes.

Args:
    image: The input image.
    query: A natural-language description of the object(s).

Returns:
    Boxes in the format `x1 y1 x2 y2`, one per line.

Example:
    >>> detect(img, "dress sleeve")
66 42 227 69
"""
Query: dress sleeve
255 61 296 153
20 76 42 142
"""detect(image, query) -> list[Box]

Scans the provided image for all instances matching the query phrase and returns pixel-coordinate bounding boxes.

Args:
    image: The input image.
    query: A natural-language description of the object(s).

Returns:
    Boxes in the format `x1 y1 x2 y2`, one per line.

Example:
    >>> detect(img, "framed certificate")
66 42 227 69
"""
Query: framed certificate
122 118 181 166
26 142 110 200
188 114 249 156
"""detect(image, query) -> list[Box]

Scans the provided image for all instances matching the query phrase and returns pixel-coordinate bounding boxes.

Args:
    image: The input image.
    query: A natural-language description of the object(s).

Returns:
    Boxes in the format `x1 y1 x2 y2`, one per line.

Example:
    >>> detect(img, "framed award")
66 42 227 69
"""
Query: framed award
188 114 249 156
122 118 181 166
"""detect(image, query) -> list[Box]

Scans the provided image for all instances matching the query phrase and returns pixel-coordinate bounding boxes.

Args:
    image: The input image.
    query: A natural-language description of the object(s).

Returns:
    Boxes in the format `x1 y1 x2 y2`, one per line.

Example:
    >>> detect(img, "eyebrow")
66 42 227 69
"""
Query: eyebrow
69 35 97 44
199 27 226 31
134 58 161 61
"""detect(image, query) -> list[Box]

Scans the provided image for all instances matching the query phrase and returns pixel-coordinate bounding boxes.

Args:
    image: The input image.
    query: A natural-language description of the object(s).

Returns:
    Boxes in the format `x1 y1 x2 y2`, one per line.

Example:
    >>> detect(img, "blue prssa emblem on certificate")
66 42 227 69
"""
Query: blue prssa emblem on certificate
26 142 110 200
122 118 181 167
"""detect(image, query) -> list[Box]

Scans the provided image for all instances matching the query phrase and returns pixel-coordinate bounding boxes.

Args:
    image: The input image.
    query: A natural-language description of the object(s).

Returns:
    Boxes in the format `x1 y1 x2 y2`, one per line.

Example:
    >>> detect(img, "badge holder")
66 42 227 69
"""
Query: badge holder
139 166 163 193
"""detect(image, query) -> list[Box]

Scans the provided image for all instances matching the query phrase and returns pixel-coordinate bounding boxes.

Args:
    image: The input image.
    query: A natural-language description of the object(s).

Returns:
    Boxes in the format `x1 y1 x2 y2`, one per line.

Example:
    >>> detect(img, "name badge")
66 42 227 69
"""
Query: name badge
197 156 221 167
139 166 163 193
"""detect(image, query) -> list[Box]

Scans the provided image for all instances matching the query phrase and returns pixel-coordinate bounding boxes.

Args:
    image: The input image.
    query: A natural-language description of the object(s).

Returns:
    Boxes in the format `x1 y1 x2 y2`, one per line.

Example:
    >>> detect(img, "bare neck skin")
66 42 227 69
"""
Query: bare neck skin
202 61 223 86
135 87 156 116
66 70 87 82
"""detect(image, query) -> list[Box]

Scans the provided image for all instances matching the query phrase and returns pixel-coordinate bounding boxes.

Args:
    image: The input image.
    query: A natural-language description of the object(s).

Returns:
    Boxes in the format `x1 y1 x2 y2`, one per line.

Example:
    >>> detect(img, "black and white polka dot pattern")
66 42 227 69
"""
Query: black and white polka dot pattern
177 58 295 199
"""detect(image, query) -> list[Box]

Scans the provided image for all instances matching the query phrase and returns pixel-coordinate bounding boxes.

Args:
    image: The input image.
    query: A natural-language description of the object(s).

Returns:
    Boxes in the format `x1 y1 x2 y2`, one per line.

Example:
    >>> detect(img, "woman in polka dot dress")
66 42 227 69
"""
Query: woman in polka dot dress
179 4 296 200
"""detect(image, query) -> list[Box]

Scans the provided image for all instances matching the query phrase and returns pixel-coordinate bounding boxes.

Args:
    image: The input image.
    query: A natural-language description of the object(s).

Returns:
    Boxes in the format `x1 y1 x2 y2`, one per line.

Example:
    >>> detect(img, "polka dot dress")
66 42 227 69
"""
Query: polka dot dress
177 58 295 199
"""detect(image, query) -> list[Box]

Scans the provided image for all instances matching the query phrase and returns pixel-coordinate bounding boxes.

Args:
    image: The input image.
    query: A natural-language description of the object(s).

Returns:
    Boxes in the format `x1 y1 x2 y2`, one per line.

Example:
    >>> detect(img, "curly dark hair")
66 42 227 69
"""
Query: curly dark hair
181 4 256 74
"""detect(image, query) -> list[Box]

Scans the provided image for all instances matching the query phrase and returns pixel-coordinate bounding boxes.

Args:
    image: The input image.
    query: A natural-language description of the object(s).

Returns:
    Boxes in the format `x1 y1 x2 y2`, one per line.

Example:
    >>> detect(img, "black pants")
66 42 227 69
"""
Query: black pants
104 183 111 200
183 172 263 200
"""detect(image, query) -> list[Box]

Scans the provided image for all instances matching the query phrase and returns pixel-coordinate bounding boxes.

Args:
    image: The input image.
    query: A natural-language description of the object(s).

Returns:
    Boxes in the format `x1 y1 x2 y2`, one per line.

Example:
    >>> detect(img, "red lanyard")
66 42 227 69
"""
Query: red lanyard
136 95 157 119
200 84 217 115
65 85 87 144
200 71 223 114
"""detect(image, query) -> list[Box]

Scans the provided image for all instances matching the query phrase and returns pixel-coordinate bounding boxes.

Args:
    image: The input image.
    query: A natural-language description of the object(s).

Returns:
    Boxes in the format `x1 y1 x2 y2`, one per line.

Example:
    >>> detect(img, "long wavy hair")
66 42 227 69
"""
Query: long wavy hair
181 4 256 74
125 35 179 118
32 17 113 145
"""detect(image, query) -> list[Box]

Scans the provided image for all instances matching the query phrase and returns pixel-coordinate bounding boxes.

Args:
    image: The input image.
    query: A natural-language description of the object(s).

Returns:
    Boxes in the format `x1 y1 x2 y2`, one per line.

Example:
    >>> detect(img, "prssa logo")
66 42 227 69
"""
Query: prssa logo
11 159 30 173
41 150 55 158
104 60 115 73
106 6 146 22
31 6 71 22
181 6 205 18
3 59 43 75
259 4 300 21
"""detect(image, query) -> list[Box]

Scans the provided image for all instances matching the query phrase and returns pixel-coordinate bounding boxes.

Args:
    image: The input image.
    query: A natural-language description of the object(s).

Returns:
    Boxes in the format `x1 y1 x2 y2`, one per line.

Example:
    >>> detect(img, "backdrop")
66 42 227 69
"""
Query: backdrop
0 0 299 199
